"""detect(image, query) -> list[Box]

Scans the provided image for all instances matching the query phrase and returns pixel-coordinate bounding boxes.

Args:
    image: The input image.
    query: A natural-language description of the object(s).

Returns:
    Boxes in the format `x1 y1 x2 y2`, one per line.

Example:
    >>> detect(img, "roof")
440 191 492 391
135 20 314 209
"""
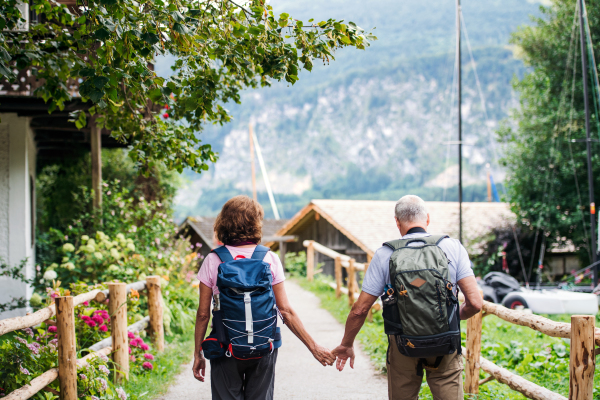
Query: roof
182 216 289 249
275 200 516 256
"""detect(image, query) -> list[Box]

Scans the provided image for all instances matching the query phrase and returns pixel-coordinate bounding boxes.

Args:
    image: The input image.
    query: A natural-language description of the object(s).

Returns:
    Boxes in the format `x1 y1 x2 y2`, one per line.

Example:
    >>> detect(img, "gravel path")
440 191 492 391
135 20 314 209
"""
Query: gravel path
157 280 388 399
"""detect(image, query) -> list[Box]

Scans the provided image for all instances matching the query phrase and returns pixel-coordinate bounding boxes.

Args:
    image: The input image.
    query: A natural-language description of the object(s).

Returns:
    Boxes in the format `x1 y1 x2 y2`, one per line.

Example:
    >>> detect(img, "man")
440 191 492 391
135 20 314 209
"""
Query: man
332 195 482 400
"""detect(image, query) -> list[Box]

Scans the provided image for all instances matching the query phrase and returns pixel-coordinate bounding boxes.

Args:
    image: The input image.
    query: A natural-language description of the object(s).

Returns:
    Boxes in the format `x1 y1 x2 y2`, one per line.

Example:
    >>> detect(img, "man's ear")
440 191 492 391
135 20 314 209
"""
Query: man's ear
395 217 402 230
426 214 430 227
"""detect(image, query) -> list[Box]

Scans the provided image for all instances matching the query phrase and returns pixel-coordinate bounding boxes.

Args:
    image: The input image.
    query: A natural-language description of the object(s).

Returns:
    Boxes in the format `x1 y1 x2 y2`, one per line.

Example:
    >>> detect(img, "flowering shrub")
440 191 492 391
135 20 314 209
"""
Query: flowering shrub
77 354 126 400
0 328 58 397
128 332 155 375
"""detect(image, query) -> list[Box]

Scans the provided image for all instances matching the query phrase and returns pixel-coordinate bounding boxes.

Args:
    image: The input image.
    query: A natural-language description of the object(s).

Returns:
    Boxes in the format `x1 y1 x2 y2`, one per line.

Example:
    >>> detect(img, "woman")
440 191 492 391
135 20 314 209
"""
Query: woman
192 195 335 399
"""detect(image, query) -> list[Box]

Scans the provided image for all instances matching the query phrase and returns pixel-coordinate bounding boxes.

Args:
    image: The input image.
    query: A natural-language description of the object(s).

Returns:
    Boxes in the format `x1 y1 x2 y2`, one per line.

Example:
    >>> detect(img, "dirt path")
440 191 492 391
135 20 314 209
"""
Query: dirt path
157 280 388 399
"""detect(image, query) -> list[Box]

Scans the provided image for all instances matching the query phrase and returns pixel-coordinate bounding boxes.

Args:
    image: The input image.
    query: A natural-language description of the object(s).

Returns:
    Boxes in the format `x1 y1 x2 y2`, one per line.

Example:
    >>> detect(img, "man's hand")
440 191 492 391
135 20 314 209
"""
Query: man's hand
332 344 355 371
192 354 206 382
310 343 336 366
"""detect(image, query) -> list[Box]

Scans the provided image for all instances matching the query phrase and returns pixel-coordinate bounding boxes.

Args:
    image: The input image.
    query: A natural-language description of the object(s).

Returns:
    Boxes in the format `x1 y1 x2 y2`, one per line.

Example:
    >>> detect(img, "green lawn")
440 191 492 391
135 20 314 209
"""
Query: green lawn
295 277 600 400
124 331 195 400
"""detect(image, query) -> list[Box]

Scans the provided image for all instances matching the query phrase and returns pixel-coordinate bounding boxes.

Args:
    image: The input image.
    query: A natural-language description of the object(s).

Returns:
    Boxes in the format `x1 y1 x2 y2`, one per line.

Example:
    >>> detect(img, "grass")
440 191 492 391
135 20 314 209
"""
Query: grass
295 276 600 400
124 331 195 400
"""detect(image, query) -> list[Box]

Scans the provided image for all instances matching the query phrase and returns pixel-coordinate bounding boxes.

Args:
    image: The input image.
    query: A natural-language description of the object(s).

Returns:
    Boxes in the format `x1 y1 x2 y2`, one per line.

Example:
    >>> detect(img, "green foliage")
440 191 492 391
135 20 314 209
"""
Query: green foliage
501 0 600 266
36 149 180 234
470 226 538 281
284 251 308 277
0 328 125 400
1 0 372 173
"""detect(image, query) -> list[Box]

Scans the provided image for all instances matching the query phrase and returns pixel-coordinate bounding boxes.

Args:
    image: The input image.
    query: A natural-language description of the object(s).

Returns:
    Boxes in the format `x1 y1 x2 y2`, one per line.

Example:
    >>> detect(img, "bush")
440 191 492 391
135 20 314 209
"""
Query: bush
284 251 308 277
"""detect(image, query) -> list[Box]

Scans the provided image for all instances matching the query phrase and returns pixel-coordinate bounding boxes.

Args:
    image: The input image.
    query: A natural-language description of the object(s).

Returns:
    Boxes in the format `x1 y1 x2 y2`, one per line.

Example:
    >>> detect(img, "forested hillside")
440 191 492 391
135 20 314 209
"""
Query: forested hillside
173 0 546 220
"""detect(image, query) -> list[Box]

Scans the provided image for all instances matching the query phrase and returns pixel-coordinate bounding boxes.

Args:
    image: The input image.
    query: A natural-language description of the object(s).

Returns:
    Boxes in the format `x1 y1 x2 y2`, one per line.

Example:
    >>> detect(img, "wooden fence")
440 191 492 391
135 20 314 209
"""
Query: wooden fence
304 240 366 306
303 240 597 400
0 276 164 400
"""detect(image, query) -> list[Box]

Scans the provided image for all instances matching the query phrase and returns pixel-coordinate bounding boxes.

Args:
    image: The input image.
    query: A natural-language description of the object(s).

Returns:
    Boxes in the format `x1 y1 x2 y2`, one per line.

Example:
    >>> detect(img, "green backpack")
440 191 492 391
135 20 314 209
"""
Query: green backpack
381 235 461 372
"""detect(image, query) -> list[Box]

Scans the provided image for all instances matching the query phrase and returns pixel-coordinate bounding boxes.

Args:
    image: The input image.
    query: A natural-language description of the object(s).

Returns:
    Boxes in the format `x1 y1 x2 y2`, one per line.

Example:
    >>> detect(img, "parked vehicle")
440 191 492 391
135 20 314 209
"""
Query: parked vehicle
478 272 598 315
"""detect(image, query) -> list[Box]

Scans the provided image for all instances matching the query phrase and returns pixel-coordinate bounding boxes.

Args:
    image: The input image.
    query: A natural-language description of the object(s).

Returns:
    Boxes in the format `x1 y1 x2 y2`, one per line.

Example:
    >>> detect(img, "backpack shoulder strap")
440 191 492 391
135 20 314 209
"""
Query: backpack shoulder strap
383 239 407 251
384 234 449 250
212 246 233 263
251 245 270 261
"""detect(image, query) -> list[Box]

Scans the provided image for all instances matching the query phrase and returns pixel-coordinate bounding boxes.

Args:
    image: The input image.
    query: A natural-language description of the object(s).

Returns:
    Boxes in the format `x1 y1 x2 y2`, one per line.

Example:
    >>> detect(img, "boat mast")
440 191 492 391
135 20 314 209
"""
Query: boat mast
457 0 463 243
579 0 598 284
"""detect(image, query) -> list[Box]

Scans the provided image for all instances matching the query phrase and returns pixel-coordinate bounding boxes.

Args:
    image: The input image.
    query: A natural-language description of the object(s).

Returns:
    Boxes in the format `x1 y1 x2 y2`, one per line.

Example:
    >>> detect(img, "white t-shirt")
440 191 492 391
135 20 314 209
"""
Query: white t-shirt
361 232 474 297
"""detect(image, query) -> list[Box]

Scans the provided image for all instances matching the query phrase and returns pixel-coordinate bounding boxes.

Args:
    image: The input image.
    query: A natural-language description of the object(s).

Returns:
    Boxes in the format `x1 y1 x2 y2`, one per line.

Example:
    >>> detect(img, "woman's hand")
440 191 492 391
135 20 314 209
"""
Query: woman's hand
192 353 207 382
311 343 336 366
332 344 355 371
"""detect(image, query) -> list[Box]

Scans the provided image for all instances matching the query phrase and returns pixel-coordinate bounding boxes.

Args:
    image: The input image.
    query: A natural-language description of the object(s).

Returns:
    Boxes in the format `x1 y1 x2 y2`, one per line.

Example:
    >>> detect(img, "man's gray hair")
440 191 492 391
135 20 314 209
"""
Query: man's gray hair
395 195 428 224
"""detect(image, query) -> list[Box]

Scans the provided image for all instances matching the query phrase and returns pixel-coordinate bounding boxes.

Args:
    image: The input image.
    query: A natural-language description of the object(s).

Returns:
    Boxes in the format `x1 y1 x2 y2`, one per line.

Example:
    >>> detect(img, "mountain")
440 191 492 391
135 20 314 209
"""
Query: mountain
171 0 546 220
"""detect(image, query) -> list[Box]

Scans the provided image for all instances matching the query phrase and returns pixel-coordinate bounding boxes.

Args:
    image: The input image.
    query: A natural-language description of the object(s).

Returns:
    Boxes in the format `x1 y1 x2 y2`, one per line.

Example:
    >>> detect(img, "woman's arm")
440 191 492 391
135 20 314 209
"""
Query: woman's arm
273 282 335 366
192 283 213 382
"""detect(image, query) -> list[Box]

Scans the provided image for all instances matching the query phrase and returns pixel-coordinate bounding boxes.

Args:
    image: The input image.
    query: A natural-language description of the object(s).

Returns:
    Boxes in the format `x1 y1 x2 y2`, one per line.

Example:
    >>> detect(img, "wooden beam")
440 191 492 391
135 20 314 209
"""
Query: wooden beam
306 241 315 281
348 258 356 307
147 276 165 352
465 293 483 395
569 315 595 400
0 290 101 336
56 296 77 400
335 257 342 298
90 123 102 210
109 283 128 382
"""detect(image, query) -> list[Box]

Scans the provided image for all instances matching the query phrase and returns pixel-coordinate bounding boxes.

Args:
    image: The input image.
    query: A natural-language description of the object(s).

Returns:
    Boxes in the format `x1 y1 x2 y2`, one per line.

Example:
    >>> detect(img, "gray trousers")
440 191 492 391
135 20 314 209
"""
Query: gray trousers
210 349 278 400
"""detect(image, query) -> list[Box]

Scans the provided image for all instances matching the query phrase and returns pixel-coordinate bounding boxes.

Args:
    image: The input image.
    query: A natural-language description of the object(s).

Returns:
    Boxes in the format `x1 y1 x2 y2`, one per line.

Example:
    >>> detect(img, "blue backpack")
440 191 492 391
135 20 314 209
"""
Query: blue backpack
202 245 282 360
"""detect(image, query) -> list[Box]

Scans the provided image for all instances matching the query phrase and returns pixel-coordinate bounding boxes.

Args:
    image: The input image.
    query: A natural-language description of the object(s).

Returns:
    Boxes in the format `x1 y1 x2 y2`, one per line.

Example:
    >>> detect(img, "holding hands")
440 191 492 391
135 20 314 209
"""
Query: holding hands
332 344 355 371
310 343 336 366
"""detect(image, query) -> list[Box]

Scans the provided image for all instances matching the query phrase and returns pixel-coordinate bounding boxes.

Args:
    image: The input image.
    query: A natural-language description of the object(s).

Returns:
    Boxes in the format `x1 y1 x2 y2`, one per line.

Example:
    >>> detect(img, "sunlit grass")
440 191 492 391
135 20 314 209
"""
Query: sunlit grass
124 331 195 400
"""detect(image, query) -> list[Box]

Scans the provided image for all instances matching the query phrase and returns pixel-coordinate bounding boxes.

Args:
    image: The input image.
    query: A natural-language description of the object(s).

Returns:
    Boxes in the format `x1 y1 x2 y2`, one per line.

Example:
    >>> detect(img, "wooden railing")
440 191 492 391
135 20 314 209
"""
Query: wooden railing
0 276 164 400
302 240 596 400
463 294 596 400
304 240 366 306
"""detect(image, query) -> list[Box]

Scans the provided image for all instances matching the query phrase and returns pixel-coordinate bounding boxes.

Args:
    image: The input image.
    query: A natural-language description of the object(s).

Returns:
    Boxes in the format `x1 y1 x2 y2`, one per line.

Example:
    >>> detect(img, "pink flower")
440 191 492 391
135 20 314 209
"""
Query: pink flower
143 353 154 360
22 328 34 337
129 347 132 354
86 320 97 328
83 301 89 306
129 338 141 347
48 326 57 333
98 324 108 332
19 365 30 375
130 355 136 362
92 315 104 325
81 315 91 321
127 332 135 339
140 343 149 351
142 362 153 370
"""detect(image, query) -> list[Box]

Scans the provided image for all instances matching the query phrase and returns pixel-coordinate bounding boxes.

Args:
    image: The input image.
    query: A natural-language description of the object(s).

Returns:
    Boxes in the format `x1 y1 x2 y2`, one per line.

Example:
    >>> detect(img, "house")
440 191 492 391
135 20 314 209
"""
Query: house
267 200 516 277
178 216 290 265
0 2 126 318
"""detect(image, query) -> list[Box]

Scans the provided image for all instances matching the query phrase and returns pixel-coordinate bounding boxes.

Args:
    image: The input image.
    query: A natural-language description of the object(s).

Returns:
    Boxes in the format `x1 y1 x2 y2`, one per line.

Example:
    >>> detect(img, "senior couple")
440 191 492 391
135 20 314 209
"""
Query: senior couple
192 195 483 400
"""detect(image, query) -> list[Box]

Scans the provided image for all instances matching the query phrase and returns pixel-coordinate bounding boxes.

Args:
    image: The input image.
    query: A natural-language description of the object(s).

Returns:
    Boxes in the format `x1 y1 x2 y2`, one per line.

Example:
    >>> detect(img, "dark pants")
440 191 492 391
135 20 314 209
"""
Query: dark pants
210 349 278 400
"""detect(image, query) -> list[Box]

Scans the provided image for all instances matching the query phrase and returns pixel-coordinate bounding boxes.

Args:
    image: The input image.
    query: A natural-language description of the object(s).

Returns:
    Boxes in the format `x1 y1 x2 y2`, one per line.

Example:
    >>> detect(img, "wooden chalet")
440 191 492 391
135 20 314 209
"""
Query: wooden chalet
268 200 515 277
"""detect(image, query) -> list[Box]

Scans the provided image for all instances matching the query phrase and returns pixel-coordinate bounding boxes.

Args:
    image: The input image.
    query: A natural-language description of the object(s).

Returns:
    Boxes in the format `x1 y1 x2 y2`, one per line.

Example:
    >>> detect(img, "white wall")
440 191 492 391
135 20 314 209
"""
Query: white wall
0 113 36 319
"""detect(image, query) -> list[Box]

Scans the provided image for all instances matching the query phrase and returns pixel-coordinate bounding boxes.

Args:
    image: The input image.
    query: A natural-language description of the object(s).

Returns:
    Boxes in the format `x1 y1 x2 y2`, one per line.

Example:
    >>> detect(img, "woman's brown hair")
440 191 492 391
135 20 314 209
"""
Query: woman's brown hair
214 195 264 245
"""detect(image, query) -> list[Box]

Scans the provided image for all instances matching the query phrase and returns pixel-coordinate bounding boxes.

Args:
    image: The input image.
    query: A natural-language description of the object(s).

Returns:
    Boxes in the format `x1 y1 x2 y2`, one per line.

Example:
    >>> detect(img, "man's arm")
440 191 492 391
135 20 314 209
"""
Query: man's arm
332 291 378 371
457 275 483 320
192 283 213 382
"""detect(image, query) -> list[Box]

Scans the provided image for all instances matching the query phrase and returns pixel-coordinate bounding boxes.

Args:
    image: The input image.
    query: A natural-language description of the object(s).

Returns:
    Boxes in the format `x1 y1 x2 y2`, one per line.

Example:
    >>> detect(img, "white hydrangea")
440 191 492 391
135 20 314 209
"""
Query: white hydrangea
62 243 75 253
43 270 58 281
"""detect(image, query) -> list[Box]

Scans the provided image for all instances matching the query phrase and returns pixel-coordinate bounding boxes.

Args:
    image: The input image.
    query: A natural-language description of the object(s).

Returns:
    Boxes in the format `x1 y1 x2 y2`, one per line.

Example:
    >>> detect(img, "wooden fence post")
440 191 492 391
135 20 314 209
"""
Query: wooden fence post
569 315 595 400
348 258 356 306
307 241 315 281
109 282 128 382
335 256 342 298
464 292 483 395
147 276 165 352
56 296 77 400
